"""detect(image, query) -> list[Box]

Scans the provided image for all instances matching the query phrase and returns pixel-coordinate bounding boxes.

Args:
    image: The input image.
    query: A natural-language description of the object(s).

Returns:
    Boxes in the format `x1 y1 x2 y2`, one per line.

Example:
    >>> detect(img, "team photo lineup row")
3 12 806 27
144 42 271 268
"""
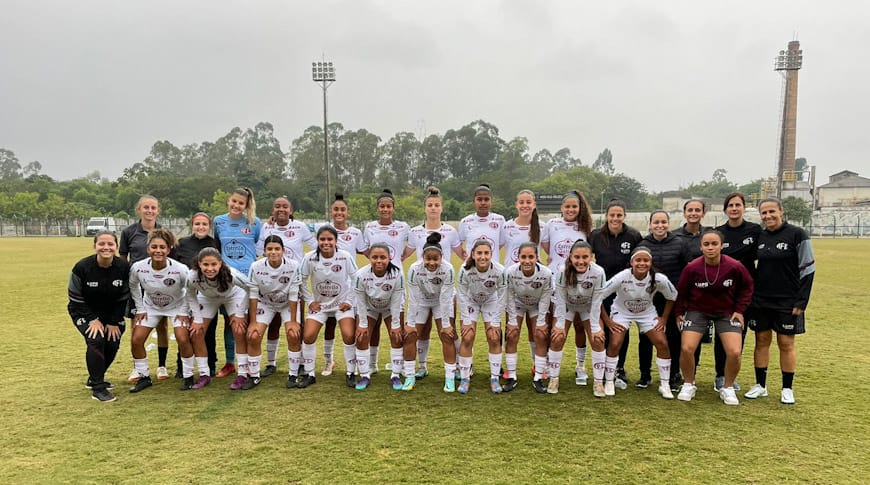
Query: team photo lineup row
69 184 815 406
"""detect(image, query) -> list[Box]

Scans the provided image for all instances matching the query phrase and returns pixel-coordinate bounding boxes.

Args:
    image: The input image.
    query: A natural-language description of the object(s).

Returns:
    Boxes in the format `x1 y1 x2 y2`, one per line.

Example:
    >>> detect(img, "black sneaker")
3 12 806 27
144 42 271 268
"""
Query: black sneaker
532 379 547 394
180 376 195 391
241 376 261 390
262 365 277 377
86 379 114 390
174 369 183 379
129 375 153 393
345 373 357 388
616 369 630 386
91 388 116 402
297 374 316 388
635 375 652 389
286 375 299 389
502 378 518 393
669 373 683 392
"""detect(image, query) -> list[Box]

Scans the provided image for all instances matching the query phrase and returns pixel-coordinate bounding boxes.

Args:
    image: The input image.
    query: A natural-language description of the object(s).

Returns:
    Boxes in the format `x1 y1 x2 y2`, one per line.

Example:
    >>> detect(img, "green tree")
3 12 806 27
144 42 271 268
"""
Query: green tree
782 196 812 226
592 148 614 176
0 149 22 180
380 132 419 189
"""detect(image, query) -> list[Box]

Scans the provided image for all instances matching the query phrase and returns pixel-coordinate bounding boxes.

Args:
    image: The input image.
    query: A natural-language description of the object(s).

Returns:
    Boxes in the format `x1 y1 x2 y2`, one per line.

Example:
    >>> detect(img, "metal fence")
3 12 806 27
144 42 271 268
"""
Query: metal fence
0 217 193 238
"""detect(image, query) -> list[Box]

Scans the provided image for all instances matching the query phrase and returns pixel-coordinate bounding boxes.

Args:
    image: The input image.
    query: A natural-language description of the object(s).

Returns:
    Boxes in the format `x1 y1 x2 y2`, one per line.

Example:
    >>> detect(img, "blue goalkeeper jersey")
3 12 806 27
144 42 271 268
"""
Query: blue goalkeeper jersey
213 213 262 274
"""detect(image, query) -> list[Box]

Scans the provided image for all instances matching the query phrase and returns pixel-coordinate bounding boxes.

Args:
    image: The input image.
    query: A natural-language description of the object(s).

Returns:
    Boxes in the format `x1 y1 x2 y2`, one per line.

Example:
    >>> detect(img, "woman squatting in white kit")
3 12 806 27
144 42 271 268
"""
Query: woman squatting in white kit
354 243 408 390
594 246 678 399
298 225 360 389
457 239 507 394
406 233 457 392
246 235 302 390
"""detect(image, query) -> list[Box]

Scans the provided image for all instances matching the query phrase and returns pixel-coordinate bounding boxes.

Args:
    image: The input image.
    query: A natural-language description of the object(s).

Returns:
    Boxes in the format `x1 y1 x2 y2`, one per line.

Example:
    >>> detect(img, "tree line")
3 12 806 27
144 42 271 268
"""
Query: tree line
0 120 768 223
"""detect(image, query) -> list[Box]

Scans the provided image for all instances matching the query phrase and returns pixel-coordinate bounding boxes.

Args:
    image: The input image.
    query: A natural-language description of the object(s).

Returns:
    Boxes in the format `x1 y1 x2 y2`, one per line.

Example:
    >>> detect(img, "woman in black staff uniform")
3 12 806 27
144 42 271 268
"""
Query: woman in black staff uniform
744 198 815 405
637 210 694 391
68 230 131 402
174 212 221 376
589 199 642 389
672 199 712 261
712 192 761 392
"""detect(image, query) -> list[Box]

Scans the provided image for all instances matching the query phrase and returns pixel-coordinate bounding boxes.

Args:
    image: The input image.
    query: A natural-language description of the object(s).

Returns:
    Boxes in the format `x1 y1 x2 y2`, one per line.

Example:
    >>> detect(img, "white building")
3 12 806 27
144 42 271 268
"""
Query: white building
816 170 870 208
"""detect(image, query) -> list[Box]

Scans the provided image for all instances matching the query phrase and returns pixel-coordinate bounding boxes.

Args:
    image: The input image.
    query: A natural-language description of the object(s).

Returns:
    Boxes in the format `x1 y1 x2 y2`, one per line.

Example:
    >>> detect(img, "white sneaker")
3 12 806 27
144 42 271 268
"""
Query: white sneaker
128 368 140 383
781 388 795 404
658 384 675 400
593 381 605 398
604 380 615 397
677 383 697 401
156 366 169 381
744 384 768 399
720 387 739 406
615 376 628 390
575 368 588 386
321 360 336 376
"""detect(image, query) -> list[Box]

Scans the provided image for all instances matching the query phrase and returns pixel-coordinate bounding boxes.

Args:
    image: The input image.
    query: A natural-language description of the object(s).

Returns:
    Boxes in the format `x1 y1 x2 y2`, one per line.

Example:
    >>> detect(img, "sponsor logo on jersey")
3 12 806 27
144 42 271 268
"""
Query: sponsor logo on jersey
758 243 765 249
315 281 341 297
776 242 788 251
743 237 754 245
694 282 709 288
87 281 99 287
555 239 574 258
620 242 631 254
151 292 172 307
76 318 87 326
723 278 733 287
624 299 649 313
722 242 731 248
226 241 244 260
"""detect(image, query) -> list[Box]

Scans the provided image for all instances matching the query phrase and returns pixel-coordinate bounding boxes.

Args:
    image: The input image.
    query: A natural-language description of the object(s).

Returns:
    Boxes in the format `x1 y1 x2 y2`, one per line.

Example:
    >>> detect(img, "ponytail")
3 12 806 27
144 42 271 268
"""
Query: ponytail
232 187 257 225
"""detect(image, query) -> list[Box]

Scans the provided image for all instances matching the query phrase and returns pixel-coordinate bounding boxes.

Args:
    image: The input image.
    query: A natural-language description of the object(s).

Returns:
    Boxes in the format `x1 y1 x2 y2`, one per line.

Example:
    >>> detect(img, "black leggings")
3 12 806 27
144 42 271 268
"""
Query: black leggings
74 320 124 390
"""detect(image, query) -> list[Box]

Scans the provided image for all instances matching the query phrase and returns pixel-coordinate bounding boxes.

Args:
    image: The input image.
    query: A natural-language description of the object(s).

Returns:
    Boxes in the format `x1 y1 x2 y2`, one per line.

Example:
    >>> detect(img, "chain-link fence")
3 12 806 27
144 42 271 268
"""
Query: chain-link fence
0 217 193 238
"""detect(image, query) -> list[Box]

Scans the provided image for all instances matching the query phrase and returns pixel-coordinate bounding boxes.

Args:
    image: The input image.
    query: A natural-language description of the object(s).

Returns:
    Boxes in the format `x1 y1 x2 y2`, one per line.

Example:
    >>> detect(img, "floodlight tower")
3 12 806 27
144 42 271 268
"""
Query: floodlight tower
312 60 336 219
773 41 803 198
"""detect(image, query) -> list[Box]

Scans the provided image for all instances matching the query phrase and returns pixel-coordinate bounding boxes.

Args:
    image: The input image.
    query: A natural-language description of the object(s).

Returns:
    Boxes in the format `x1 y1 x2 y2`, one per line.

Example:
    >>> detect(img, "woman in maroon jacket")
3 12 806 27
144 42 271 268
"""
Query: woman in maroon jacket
674 229 753 406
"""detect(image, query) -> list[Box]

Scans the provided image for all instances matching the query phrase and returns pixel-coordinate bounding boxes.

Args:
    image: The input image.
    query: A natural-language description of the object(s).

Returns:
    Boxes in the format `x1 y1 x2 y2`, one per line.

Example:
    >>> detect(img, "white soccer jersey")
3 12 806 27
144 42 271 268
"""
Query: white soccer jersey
247 257 301 309
457 261 507 309
553 262 607 331
407 260 455 321
353 264 405 326
298 248 358 313
256 220 316 263
595 269 677 323
315 223 363 255
185 266 250 320
501 219 533 265
408 223 461 261
541 218 587 272
504 262 552 320
458 213 506 254
358 220 411 267
129 258 190 313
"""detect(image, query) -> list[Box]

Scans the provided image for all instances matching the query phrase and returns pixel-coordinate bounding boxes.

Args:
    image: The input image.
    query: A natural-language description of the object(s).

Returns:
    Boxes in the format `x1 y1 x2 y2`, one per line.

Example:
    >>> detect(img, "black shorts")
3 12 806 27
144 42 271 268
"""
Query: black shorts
746 306 805 335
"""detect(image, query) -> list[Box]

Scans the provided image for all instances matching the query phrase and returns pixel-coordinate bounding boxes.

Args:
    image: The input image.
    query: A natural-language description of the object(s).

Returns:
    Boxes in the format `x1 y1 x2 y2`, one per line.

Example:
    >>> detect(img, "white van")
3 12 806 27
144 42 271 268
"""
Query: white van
85 217 118 236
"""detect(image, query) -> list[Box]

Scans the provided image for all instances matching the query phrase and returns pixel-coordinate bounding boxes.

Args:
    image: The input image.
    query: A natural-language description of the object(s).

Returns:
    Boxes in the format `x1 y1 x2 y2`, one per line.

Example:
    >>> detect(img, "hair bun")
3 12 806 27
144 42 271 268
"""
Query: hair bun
334 193 344 201
382 189 393 195
428 186 440 196
425 232 443 245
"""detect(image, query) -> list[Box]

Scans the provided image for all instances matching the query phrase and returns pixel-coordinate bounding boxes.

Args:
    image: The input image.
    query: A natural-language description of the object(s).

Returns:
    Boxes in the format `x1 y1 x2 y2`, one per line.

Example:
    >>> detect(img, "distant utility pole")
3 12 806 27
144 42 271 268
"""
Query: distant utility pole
312 60 336 220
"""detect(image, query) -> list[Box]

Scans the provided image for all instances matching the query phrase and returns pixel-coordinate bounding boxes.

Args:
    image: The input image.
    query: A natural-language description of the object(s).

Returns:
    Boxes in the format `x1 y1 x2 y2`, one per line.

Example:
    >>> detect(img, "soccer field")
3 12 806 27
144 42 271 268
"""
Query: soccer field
0 238 867 484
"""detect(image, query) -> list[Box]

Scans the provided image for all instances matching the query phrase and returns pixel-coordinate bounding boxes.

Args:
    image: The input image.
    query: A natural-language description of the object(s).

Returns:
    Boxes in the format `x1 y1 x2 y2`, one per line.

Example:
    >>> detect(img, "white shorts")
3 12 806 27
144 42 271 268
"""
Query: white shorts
137 303 188 328
611 314 656 334
509 304 544 325
254 305 294 325
562 306 591 324
307 307 355 325
195 289 247 323
461 300 501 325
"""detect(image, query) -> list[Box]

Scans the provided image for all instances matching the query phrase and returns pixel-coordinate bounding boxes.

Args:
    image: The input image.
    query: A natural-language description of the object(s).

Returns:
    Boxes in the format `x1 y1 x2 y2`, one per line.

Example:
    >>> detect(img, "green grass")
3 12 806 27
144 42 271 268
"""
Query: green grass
0 238 868 484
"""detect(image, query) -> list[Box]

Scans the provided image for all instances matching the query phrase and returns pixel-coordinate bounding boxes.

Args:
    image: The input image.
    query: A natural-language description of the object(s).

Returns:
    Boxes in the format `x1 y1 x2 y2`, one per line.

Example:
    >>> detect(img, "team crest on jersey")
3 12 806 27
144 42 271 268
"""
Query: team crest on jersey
381 283 393 291
723 279 733 287
722 242 731 248
431 277 443 285
278 276 290 284
484 280 495 288
332 265 343 272
776 242 788 250
388 230 398 237
743 237 754 245
241 227 251 235
112 279 124 287
531 281 543 289
621 242 631 254
163 278 176 286
489 222 498 229
341 234 352 241
581 281 593 289
257 307 265 315
76 318 87 326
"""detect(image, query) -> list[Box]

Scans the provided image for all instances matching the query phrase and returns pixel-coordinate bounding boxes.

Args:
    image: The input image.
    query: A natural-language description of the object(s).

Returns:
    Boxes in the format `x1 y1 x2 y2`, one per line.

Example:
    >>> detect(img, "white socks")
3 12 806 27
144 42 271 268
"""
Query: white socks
592 350 606 382
266 338 279 366
355 348 370 378
236 353 249 377
134 358 149 377
390 348 403 377
534 355 547 380
301 343 316 375
248 355 261 377
181 356 194 378
370 345 380 372
324 338 335 364
505 352 518 379
343 343 356 375
576 346 587 371
288 350 301 376
417 339 430 369
195 356 209 376
488 353 502 378
605 355 618 382
548 350 563 379
656 357 671 386
459 356 473 379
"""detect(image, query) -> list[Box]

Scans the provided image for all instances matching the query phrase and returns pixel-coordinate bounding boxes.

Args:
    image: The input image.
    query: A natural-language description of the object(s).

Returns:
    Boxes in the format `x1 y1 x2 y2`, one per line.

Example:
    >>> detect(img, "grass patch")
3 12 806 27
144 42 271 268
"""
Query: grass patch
0 238 867 484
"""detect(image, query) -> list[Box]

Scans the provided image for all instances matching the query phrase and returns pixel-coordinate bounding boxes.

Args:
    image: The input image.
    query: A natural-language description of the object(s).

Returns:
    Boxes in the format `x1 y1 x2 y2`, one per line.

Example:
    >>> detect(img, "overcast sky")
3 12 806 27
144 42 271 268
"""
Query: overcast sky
1 0 866 191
